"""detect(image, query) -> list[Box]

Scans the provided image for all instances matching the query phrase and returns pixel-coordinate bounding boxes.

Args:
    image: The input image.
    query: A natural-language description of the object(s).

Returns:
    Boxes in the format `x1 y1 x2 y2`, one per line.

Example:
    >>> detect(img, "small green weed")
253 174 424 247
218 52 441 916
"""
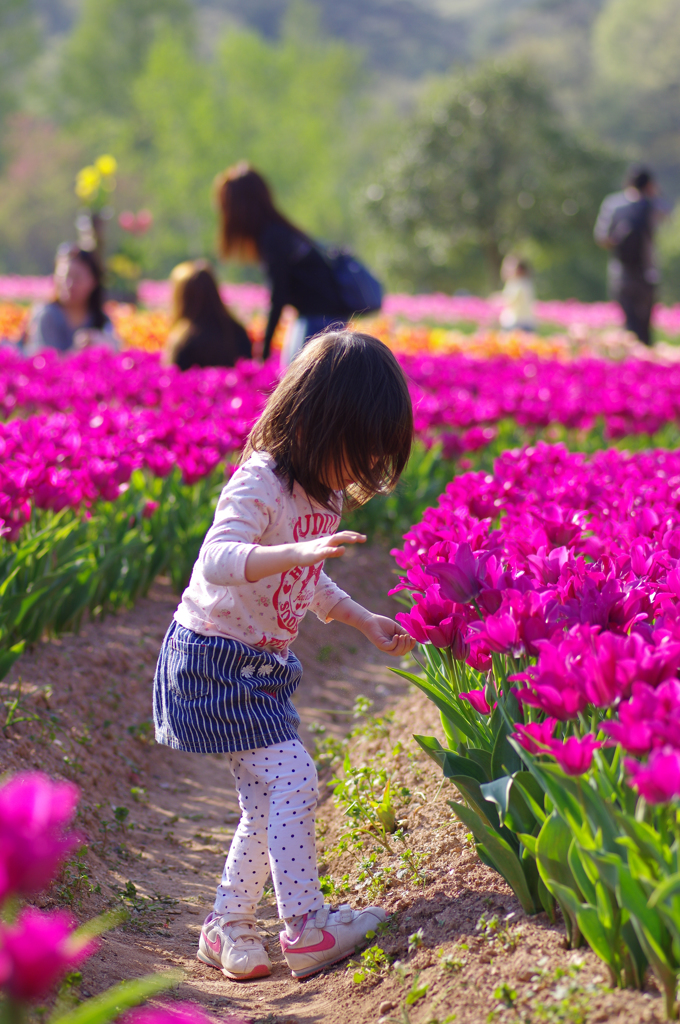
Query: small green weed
351 940 392 984
487 961 600 1023
405 972 429 1005
319 872 352 899
476 912 522 954
113 880 179 931
408 928 425 953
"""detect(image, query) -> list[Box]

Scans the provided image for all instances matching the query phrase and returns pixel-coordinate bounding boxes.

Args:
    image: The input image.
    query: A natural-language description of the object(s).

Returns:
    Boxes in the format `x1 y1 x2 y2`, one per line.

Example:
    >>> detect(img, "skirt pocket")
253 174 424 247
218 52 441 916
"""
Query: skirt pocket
167 634 211 700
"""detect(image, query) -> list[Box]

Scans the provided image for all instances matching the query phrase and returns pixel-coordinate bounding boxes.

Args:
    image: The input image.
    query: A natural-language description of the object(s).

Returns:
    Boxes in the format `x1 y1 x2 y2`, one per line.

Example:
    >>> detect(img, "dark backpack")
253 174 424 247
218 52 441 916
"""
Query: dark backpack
318 246 383 315
609 198 652 270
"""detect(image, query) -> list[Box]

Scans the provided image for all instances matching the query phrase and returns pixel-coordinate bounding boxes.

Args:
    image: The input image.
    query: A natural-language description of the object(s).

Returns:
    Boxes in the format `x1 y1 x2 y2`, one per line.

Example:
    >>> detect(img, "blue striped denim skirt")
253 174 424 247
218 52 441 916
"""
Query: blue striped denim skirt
153 621 302 754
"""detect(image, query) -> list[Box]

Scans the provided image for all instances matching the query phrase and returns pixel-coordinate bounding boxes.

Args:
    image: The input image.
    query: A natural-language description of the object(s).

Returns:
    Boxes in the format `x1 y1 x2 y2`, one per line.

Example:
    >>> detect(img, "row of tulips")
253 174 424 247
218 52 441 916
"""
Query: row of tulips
0 772 236 1024
392 443 680 1017
3 276 680 334
4 346 680 546
0 298 656 361
2 344 680 675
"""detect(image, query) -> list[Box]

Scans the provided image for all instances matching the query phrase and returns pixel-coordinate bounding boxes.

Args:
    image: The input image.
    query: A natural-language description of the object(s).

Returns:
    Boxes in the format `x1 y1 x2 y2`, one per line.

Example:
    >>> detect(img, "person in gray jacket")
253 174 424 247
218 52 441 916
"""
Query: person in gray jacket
594 167 670 345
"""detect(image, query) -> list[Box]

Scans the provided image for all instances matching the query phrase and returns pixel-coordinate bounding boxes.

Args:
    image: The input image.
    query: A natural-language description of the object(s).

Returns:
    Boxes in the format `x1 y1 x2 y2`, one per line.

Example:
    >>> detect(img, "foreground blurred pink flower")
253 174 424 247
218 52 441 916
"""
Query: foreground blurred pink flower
0 908 96 1001
142 499 159 519
0 773 80 900
127 1003 229 1024
625 749 680 803
546 734 601 776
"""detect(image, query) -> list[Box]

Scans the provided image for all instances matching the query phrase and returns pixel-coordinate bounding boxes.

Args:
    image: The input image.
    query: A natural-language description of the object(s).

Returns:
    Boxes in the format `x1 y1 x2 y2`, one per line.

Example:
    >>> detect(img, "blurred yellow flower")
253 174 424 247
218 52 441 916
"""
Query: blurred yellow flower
95 154 117 177
75 165 101 200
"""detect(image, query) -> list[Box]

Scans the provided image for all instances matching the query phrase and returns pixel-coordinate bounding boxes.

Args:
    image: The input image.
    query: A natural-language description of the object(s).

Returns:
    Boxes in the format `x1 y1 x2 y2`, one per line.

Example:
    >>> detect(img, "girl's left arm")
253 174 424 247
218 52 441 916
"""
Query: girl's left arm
326 596 415 658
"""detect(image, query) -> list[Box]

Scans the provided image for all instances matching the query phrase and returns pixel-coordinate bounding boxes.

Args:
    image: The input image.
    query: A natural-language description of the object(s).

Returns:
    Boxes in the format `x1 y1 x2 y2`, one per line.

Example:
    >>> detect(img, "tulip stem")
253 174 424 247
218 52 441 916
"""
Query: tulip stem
0 998 24 1024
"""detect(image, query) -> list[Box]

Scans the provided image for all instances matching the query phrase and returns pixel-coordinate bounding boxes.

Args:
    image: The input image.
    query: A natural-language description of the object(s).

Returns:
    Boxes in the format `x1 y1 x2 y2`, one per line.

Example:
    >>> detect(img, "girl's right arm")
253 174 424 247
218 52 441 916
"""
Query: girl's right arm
244 531 366 582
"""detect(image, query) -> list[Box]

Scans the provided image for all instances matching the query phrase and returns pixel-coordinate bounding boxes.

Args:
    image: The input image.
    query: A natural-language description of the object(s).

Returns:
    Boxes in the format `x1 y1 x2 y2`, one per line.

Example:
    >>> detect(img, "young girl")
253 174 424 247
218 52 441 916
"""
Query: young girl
153 330 415 982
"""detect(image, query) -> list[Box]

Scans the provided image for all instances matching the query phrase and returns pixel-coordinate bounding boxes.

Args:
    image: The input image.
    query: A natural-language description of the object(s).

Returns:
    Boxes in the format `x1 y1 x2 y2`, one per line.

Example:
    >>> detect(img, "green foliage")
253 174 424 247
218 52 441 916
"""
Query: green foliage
129 5 366 275
0 465 224 678
343 442 456 542
54 0 193 124
0 0 38 157
365 60 621 298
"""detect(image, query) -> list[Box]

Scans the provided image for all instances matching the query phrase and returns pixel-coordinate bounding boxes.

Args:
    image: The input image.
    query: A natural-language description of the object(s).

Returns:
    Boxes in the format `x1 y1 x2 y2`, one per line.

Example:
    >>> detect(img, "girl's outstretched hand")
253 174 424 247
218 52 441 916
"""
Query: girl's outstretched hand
244 532 366 582
295 531 366 565
359 613 417 657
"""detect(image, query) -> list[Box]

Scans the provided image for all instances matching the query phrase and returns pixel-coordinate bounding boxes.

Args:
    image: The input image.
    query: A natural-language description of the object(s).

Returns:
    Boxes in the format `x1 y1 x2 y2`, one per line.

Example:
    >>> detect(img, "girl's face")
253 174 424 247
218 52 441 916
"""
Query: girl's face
55 256 96 307
324 463 357 491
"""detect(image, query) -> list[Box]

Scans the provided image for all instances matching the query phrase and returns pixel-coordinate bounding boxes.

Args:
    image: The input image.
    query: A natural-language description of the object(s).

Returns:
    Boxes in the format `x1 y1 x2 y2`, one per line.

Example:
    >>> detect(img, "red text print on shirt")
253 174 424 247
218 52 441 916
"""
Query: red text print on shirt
273 563 322 634
293 512 338 542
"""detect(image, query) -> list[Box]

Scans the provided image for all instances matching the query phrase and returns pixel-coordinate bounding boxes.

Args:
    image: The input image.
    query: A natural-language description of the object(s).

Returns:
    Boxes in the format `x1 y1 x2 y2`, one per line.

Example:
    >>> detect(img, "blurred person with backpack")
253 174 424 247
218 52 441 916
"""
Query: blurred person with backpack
164 260 251 370
594 166 670 345
215 163 381 364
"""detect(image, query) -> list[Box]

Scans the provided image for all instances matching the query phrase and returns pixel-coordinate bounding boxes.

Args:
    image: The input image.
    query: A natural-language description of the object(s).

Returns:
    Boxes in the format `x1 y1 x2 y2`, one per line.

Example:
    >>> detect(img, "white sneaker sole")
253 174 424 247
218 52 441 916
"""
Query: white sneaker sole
287 946 357 979
197 948 271 981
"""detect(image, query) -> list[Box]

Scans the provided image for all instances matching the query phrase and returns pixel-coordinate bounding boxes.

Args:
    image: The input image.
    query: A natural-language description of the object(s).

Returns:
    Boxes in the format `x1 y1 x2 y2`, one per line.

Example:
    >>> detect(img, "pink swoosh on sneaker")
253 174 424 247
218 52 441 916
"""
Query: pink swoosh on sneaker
204 932 221 953
284 930 336 954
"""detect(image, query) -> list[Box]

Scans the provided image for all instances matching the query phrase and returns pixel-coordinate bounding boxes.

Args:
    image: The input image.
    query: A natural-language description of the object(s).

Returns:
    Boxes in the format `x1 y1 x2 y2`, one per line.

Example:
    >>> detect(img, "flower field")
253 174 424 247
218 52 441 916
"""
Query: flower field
392 443 680 1016
3 277 680 1017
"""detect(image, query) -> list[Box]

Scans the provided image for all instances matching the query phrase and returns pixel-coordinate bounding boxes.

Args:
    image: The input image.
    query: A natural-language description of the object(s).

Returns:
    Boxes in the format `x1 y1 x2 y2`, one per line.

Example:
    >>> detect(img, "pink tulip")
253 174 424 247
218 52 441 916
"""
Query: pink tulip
625 749 680 803
0 908 96 1001
546 734 601 776
459 689 491 714
142 499 159 519
126 1004 228 1024
514 718 558 754
426 543 491 604
0 773 80 900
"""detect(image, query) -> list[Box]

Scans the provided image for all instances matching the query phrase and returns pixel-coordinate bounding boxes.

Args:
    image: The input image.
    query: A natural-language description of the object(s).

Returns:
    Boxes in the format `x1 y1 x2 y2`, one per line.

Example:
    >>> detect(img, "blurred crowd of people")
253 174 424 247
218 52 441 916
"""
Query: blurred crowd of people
21 162 671 365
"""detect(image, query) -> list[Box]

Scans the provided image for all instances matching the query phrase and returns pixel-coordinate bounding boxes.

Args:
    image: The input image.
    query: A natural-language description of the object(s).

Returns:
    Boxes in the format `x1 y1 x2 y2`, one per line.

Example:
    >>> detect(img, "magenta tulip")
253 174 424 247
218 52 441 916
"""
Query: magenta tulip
625 749 680 803
0 773 80 900
126 1005 218 1024
513 718 558 754
546 734 601 776
0 908 96 1001
459 689 491 715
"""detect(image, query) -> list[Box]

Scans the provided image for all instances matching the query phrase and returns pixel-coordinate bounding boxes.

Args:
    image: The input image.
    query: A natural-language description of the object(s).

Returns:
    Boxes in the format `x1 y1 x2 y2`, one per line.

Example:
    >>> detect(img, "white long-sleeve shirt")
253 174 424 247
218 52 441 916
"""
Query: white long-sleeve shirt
175 452 349 660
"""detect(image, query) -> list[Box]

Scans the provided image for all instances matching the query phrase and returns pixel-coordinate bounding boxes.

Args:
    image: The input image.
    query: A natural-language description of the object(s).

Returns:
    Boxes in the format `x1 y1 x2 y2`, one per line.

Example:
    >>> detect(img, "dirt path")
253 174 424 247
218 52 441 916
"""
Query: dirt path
0 544 667 1023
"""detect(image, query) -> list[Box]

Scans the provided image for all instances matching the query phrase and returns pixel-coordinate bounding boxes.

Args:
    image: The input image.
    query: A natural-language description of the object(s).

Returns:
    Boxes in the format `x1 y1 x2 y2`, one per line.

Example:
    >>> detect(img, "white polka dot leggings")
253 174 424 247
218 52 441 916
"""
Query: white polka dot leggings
214 738 326 921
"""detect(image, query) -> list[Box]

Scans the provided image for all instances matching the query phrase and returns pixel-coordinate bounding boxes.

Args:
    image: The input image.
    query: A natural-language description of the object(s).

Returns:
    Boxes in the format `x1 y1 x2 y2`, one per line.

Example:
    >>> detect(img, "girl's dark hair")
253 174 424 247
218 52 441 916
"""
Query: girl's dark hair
55 245 107 329
244 330 413 511
167 259 243 365
214 162 306 258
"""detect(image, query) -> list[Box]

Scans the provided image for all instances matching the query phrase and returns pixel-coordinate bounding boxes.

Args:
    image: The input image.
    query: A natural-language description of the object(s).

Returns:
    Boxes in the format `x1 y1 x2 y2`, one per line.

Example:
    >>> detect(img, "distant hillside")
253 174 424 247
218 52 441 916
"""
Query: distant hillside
34 0 607 81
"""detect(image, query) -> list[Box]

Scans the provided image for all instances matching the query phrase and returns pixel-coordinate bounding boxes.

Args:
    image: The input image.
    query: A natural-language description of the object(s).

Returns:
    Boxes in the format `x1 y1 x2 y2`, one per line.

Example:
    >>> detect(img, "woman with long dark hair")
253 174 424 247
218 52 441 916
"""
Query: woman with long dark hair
215 163 348 362
26 244 119 354
164 260 251 370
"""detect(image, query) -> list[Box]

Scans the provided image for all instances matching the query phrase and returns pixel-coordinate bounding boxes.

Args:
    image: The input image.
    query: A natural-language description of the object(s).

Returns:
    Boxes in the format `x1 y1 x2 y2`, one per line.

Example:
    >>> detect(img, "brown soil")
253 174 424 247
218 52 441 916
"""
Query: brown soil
0 544 666 1024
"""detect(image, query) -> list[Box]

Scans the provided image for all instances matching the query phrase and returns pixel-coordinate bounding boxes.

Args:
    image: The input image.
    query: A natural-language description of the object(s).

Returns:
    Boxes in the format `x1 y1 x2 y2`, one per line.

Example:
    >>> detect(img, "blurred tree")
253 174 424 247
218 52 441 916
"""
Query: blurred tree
593 0 680 94
0 0 39 165
125 1 368 275
0 116 85 274
364 61 622 298
53 0 192 124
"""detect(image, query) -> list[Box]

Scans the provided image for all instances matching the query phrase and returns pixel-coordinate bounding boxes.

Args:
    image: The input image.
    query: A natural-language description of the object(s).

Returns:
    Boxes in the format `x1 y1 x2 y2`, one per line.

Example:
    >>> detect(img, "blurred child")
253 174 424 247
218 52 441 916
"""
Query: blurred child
164 260 251 370
154 330 415 981
499 255 536 332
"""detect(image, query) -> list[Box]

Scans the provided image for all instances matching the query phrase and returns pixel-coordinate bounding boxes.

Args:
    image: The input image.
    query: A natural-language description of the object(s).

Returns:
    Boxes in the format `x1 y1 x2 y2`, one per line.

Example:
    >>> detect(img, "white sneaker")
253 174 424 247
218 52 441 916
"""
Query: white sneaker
280 903 388 979
197 912 271 981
